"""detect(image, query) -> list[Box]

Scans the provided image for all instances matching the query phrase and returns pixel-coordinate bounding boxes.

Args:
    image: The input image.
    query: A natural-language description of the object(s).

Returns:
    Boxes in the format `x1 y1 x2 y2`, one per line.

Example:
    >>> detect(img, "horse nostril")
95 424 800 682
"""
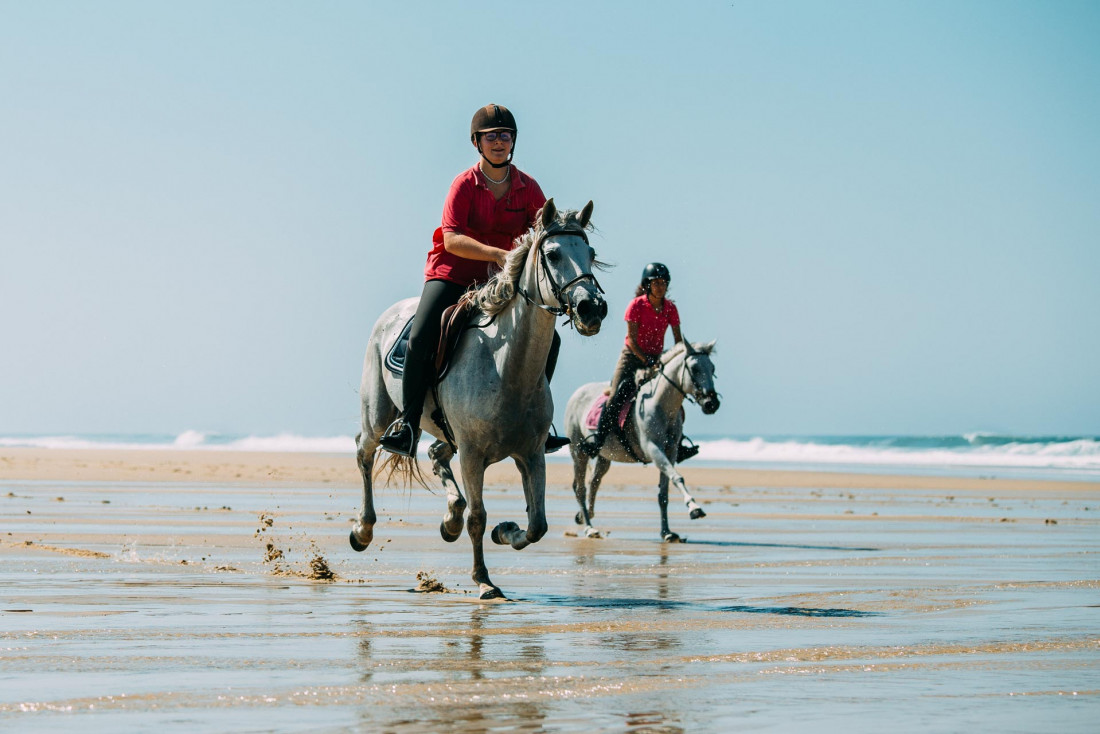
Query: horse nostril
576 298 606 324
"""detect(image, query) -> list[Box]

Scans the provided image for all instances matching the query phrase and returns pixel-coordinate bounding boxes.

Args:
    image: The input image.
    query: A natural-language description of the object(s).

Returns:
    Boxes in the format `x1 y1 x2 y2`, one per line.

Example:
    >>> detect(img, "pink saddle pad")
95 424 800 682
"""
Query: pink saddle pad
584 393 632 431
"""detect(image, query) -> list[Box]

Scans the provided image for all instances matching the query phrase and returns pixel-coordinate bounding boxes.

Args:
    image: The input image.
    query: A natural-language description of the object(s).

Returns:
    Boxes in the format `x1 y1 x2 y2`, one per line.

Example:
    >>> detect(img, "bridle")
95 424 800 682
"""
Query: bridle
643 348 717 407
518 224 604 319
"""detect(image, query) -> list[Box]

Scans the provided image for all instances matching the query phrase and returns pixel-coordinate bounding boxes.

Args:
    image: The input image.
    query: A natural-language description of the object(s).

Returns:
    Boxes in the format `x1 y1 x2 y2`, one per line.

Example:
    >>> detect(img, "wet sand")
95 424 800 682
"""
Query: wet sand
2 449 1098 732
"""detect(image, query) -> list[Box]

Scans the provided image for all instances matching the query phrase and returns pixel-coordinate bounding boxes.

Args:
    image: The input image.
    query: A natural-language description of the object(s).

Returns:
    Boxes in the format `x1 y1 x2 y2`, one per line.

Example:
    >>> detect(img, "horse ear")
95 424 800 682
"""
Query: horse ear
703 340 716 354
540 198 557 229
578 200 594 229
683 339 694 356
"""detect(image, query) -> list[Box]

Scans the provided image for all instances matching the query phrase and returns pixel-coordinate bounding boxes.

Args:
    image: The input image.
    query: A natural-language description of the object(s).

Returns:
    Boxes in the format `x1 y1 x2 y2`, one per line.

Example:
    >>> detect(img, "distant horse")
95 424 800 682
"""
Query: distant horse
353 200 607 599
564 341 720 542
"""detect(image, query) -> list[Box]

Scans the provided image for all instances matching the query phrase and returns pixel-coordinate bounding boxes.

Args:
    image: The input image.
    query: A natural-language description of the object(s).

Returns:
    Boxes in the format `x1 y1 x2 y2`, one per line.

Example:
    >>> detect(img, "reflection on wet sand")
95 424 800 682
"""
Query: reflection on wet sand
1 466 1098 732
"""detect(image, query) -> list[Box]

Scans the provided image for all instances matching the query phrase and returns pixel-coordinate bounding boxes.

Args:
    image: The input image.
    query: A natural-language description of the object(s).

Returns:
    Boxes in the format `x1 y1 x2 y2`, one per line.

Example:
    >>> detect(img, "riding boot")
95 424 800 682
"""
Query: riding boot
380 350 429 457
543 330 570 454
581 383 626 458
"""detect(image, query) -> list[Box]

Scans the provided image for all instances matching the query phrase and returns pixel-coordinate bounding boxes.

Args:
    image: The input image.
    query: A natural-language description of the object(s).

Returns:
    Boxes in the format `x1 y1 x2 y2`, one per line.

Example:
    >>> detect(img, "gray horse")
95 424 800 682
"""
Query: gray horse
353 200 607 599
564 341 720 542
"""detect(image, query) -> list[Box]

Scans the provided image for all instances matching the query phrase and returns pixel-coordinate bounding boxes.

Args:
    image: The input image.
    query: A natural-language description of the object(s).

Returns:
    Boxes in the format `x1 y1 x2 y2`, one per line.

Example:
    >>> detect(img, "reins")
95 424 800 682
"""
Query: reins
639 351 696 405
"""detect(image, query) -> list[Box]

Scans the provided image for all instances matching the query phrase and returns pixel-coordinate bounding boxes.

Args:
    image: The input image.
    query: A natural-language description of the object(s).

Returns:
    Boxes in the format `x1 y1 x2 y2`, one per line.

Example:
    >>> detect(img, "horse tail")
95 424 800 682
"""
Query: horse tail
373 450 432 490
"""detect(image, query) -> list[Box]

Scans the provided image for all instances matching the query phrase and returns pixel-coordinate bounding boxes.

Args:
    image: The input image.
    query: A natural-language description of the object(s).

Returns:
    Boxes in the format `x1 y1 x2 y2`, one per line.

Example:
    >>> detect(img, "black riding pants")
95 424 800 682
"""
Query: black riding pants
401 278 561 426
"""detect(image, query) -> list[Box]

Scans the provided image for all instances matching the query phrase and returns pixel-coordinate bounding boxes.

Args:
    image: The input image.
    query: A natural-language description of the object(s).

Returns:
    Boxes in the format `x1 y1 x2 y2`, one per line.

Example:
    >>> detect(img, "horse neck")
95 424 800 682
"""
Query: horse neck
641 351 689 413
495 252 557 390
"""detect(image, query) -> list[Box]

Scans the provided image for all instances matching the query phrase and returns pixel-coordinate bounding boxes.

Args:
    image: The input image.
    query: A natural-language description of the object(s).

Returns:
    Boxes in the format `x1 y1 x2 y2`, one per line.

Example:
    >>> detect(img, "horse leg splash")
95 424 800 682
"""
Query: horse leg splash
429 440 466 542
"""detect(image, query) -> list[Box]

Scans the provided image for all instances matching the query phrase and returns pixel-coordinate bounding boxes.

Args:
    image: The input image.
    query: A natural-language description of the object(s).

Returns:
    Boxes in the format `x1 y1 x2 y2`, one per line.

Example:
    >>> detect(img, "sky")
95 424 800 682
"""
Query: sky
2 0 1098 438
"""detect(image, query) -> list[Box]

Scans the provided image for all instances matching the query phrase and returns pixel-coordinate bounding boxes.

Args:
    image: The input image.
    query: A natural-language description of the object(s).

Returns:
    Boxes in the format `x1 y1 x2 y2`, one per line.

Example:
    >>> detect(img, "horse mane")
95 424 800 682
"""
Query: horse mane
466 207 600 316
661 340 715 364
660 341 688 365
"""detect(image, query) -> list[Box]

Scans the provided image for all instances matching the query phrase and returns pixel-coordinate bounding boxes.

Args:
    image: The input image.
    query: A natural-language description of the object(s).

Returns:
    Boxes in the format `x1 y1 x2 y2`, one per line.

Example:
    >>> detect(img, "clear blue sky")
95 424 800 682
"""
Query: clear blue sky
2 0 1098 437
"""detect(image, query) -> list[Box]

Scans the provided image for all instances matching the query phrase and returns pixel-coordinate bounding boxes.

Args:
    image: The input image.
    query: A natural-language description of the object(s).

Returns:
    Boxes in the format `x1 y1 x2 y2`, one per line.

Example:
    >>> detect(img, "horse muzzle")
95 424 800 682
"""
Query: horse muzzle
699 392 721 415
571 291 607 336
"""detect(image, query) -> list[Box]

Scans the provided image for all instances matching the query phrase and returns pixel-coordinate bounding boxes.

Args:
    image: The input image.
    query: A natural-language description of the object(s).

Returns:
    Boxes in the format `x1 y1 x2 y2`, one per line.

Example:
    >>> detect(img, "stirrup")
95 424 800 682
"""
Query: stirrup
579 435 603 459
676 436 700 463
379 418 418 457
544 423 570 454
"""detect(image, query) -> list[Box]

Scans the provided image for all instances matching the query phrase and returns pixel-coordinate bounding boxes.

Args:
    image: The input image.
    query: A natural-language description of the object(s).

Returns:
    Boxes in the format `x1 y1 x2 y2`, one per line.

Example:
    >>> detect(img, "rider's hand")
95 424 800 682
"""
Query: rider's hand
644 355 658 368
494 249 508 268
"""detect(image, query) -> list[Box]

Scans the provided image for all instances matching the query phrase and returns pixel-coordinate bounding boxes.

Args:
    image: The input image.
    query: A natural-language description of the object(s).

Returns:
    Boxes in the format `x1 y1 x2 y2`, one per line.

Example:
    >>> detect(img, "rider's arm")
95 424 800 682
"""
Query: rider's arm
443 231 508 267
671 324 683 344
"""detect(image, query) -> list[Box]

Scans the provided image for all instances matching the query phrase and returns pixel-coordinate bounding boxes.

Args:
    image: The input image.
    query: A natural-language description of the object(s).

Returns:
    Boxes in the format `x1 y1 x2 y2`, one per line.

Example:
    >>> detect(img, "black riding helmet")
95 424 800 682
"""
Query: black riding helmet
470 104 517 169
641 262 671 292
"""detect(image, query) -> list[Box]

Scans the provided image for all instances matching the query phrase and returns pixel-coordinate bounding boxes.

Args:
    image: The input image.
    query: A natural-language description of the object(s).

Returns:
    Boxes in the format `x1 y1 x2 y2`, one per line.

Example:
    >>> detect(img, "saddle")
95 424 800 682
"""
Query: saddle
584 389 695 463
384 295 478 381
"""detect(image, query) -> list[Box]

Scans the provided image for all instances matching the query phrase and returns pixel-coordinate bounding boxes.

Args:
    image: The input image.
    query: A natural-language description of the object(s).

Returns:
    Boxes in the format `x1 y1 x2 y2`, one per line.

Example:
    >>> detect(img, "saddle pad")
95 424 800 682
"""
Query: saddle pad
384 316 415 377
583 393 632 431
384 301 475 381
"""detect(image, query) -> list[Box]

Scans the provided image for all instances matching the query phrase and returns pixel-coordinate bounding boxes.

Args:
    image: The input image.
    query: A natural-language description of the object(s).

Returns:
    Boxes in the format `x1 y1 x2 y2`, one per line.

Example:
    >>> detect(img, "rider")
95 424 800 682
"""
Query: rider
582 262 692 458
379 103 570 458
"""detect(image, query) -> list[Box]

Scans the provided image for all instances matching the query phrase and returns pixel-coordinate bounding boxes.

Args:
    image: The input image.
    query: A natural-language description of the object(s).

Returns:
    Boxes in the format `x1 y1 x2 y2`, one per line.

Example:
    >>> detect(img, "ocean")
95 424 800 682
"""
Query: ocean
2 431 1098 481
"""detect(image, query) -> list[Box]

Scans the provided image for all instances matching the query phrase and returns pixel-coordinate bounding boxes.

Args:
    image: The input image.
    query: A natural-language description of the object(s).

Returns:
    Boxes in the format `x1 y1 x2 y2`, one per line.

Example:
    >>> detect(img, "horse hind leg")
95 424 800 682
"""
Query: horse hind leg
577 454 612 538
429 440 466 542
350 433 378 552
569 445 594 528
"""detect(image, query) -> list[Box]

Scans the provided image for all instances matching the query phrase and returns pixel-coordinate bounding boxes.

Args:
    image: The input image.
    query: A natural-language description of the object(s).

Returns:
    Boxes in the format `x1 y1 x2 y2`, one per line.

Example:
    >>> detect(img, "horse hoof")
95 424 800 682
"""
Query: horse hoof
574 511 584 525
490 521 520 545
479 586 505 600
690 508 707 520
662 532 683 543
584 527 603 539
349 530 369 552
439 521 462 543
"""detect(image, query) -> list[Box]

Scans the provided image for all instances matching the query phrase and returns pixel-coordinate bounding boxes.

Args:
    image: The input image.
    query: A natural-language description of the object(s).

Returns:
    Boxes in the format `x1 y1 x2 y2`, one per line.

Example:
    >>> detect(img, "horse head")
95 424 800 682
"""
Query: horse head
682 340 720 414
530 198 608 335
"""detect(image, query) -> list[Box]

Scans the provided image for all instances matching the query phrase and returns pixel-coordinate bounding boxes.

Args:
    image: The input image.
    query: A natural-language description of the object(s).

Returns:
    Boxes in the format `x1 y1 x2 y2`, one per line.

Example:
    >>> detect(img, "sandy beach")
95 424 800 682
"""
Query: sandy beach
2 448 1098 732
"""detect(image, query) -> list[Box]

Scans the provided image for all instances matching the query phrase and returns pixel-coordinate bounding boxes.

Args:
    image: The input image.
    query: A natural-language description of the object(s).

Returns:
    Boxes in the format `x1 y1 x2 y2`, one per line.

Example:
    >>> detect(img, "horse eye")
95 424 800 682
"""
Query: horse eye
545 249 561 264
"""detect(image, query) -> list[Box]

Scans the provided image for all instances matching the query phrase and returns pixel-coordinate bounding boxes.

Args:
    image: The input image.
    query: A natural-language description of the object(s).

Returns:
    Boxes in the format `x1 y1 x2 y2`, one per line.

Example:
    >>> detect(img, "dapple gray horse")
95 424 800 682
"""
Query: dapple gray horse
353 200 607 599
564 341 720 542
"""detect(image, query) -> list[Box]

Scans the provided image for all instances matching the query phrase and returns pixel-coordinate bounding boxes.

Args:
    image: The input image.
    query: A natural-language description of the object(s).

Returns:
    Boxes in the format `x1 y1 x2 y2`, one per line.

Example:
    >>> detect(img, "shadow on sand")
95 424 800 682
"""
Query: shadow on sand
681 539 880 552
523 594 878 618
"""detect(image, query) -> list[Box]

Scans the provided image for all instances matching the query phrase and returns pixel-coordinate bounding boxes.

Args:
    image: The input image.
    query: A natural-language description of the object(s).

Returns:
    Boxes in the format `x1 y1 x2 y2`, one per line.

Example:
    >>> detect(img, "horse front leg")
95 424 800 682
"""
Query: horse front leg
429 440 466 542
656 472 681 543
350 434 377 551
643 438 706 527
459 453 502 599
492 452 547 550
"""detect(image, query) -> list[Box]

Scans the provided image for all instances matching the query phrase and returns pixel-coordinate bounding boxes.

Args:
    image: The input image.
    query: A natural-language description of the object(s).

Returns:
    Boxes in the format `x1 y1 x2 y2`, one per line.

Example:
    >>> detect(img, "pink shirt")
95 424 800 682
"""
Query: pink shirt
624 295 680 356
423 164 546 286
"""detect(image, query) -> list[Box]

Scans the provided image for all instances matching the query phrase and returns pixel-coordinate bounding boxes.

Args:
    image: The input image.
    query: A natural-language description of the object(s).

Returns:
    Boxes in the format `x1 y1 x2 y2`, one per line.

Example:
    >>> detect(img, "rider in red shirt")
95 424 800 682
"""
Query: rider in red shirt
379 104 568 457
581 262 683 458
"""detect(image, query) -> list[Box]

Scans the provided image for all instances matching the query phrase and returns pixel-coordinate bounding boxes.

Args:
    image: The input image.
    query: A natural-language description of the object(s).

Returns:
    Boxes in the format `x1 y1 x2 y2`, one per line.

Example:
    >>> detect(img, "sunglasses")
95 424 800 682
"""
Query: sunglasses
480 131 513 143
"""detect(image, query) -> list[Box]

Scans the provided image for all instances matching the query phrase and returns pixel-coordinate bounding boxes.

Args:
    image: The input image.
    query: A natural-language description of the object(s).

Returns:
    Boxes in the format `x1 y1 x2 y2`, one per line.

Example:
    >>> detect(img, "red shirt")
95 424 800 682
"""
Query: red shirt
423 164 546 286
624 295 680 356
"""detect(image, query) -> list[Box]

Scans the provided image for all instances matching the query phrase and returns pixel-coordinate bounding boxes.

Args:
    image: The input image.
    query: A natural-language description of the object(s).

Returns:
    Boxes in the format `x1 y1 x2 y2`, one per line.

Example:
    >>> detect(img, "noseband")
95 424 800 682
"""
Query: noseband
518 223 604 318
